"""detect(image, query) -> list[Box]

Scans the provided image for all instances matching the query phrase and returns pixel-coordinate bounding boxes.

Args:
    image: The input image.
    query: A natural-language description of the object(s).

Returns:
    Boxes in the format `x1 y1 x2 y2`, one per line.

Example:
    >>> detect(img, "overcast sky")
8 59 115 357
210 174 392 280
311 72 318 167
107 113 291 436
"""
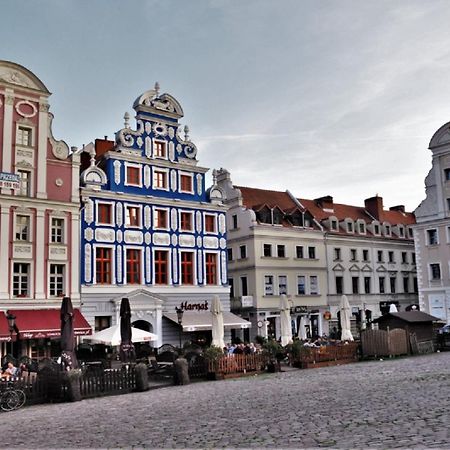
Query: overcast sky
2 0 450 211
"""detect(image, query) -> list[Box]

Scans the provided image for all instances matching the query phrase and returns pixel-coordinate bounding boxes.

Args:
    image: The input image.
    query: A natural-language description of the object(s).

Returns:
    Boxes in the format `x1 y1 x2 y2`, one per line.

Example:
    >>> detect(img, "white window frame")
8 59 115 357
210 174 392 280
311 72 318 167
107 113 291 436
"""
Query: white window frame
203 212 217 234
124 162 143 188
179 171 194 194
12 261 32 298
96 201 115 226
296 245 304 259
383 223 391 237
17 169 32 197
329 217 338 231
239 245 247 260
297 275 306 295
93 244 116 285
15 213 31 242
48 263 66 297
372 221 380 236
278 275 288 295
125 203 142 228
429 262 442 281
153 207 170 230
397 225 405 238
240 275 249 296
426 228 439 246
153 139 168 160
204 250 220 286
308 246 316 259
152 247 172 286
124 246 144 285
357 220 366 235
309 275 319 295
346 220 354 233
264 275 274 296
49 215 66 244
16 124 34 147
179 210 194 232
179 249 197 286
263 243 272 257
277 244 286 258
152 167 169 191
227 247 233 261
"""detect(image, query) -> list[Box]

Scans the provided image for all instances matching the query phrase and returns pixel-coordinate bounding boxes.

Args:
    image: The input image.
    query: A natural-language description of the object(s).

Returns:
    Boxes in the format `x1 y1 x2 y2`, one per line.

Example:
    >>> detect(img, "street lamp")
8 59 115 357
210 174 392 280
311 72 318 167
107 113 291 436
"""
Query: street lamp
6 313 16 357
175 307 184 349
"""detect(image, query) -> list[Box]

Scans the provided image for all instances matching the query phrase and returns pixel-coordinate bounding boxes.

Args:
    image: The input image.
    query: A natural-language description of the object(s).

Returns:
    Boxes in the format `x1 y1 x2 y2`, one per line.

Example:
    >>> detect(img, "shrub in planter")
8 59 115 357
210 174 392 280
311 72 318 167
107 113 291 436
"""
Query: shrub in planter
203 346 224 379
135 363 149 392
65 369 82 402
262 340 284 372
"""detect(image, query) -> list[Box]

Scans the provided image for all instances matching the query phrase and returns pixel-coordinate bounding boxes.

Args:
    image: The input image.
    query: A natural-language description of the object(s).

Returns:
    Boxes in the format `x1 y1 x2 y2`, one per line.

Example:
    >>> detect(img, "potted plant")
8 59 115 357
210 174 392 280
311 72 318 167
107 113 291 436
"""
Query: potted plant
203 346 224 380
262 340 284 372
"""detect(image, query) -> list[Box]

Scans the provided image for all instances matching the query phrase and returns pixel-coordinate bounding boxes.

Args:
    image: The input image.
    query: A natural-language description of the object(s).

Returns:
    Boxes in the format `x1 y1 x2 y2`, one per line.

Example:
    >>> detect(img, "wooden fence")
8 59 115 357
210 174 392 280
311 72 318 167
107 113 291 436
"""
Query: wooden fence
361 328 408 357
80 367 136 399
292 343 359 369
208 354 268 378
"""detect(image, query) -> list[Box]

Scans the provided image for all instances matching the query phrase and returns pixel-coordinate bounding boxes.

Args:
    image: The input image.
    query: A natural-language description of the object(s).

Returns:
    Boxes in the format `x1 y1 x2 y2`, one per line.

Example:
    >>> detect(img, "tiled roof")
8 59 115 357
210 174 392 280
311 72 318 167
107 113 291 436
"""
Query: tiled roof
299 199 371 222
236 186 301 211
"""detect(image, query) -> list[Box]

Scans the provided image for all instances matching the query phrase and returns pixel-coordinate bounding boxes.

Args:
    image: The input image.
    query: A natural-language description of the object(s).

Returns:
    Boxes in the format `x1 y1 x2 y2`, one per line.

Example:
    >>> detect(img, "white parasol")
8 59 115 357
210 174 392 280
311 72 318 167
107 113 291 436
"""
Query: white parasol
211 295 225 349
82 324 157 346
389 303 398 313
339 295 354 341
298 315 307 340
279 295 293 347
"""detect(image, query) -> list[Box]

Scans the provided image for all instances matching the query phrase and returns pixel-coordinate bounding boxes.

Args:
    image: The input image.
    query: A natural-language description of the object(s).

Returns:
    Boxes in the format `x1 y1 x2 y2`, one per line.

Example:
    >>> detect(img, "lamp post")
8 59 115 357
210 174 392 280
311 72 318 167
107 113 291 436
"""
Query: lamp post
6 313 16 357
175 307 184 349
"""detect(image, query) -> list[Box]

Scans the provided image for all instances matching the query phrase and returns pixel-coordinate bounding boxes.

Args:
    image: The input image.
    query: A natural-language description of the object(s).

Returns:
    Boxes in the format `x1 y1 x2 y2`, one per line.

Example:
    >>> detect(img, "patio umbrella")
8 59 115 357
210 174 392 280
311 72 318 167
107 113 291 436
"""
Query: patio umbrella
119 298 135 363
339 295 354 341
211 295 225 349
389 303 398 313
279 295 293 347
83 325 157 346
298 316 307 340
60 296 78 369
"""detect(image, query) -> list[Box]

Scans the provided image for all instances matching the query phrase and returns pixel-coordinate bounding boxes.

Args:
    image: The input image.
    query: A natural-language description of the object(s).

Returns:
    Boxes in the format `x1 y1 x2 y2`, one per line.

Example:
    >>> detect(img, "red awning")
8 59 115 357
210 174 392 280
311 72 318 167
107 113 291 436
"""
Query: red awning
0 313 12 342
8 309 92 339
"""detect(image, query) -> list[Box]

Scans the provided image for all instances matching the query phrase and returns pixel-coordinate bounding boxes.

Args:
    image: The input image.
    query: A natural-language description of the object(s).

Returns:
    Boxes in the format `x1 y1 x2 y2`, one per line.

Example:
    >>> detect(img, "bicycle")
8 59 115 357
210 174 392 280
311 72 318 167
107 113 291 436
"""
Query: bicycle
0 385 26 412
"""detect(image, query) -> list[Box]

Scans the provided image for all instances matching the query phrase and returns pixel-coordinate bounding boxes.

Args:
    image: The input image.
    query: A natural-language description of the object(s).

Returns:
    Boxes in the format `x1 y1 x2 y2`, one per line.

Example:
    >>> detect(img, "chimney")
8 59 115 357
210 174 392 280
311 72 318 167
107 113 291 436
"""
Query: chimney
390 205 405 213
314 195 334 211
365 195 383 220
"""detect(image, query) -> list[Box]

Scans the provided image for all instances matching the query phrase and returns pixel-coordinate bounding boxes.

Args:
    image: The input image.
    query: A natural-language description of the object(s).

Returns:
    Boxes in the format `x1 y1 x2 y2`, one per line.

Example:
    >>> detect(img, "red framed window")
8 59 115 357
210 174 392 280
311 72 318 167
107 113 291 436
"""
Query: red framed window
155 209 167 228
181 252 194 285
126 166 141 185
154 141 166 158
154 250 168 285
126 249 141 284
154 171 167 189
126 206 140 227
204 214 215 233
180 174 192 192
98 204 112 224
205 253 217 285
96 248 112 284
180 212 192 231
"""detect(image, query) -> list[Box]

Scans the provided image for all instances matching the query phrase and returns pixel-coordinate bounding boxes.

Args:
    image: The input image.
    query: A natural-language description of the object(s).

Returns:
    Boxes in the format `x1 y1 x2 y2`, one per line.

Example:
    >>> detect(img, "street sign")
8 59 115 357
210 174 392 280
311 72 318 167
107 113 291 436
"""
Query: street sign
0 172 20 190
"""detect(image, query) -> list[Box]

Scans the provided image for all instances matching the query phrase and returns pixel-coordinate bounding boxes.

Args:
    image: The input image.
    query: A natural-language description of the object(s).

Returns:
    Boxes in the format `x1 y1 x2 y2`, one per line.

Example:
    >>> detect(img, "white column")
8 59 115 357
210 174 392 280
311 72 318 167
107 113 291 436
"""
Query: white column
1 91 14 195
156 308 163 347
0 206 10 299
71 152 80 203
36 101 48 199
70 211 80 302
34 208 46 299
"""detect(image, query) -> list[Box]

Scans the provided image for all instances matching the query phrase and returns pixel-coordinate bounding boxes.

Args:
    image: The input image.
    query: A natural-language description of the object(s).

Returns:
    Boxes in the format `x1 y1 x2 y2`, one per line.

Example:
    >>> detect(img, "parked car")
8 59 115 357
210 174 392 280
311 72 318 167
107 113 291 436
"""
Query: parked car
438 324 450 334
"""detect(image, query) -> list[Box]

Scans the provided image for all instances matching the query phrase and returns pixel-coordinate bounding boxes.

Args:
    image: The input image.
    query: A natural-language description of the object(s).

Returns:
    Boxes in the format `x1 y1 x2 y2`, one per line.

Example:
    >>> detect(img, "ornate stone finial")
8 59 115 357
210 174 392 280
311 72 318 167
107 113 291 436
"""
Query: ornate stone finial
124 112 130 128
184 125 190 141
212 169 218 185
154 81 160 97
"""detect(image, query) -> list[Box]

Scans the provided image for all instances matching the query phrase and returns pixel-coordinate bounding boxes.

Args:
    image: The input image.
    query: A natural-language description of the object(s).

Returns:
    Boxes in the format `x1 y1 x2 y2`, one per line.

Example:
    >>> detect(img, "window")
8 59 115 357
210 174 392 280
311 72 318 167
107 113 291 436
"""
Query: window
297 276 306 295
18 170 30 196
388 251 395 263
181 252 194 285
263 244 272 257
204 214 216 233
412 253 416 264
398 227 404 237
377 250 383 263
350 249 357 261
379 277 385 294
98 203 112 224
17 126 32 146
278 275 287 295
15 215 30 241
444 168 450 181
296 246 304 259
336 276 343 295
154 209 168 229
126 165 141 186
362 249 369 262
13 262 30 297
330 220 338 231
205 253 217 285
447 198 450 211
390 276 396 293
374 224 380 235
352 277 359 294
308 247 316 259
408 228 414 239
264 275 274 295
347 222 354 232
413 277 418 293
227 248 233 261
385 225 391 236
277 245 285 258
232 215 238 229
228 278 234 298
51 218 64 243
154 141 166 158
430 263 441 281
401 252 407 264
180 174 193 193
359 222 365 233
239 245 247 259
126 206 140 227
240 276 248 296
154 250 169 284
310 276 318 295
154 170 168 189
96 248 112 284
49 264 65 296
403 277 409 293
334 248 341 260
427 229 438 245
180 212 193 231
95 316 111 332
364 277 371 294
126 249 141 284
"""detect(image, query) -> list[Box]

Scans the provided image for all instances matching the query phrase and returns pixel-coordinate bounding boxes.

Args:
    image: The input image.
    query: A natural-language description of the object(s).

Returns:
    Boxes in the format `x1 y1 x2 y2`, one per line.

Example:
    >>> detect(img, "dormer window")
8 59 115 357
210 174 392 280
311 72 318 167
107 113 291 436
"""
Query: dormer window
398 226 404 237
330 219 338 231
358 222 366 234
384 224 391 236
346 221 354 233
154 141 166 158
273 209 283 225
373 223 380 235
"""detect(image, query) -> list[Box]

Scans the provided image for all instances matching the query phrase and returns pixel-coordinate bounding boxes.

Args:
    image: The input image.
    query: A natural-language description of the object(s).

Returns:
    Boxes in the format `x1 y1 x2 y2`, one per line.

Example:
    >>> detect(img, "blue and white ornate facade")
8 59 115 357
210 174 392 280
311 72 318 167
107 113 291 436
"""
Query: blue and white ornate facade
79 85 233 346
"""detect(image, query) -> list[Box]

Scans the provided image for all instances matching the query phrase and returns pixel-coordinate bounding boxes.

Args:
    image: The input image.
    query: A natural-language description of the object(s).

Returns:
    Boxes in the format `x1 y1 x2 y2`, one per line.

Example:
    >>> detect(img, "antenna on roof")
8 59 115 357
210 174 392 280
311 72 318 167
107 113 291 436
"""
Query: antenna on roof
154 81 160 97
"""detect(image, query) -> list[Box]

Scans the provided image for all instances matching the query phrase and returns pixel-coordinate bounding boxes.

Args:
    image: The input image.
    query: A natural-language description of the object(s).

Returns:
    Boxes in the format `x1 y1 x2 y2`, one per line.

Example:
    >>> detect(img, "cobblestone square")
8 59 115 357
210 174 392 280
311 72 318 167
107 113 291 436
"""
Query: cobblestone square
1 352 449 448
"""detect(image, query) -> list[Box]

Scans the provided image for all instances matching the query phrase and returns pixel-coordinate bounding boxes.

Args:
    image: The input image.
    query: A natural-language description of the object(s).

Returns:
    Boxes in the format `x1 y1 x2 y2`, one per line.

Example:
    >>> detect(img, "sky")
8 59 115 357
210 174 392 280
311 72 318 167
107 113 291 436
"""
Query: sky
2 0 450 211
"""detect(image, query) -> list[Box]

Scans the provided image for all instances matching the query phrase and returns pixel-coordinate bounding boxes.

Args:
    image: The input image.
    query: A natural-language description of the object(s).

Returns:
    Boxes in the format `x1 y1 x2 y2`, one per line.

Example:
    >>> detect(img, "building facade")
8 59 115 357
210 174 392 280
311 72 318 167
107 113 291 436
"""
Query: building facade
79 85 246 347
0 60 86 359
414 121 450 324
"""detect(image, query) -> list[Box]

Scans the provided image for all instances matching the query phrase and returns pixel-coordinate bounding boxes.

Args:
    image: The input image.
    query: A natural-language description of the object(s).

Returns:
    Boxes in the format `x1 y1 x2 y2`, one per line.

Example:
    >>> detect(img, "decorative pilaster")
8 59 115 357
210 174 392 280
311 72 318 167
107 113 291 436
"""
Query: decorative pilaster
1 90 14 195
0 206 10 299
70 212 80 301
36 99 48 199
34 209 46 298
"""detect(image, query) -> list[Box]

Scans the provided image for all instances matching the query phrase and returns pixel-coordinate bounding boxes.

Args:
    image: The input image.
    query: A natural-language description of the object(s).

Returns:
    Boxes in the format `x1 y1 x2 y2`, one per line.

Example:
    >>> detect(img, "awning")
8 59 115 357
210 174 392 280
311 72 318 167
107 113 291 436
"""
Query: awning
164 311 251 332
8 309 92 339
0 313 12 342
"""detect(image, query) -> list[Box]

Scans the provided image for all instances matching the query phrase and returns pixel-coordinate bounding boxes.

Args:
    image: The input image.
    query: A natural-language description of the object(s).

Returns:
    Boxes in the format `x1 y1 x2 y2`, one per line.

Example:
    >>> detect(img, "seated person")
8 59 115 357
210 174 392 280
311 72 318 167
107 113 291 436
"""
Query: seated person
3 362 18 378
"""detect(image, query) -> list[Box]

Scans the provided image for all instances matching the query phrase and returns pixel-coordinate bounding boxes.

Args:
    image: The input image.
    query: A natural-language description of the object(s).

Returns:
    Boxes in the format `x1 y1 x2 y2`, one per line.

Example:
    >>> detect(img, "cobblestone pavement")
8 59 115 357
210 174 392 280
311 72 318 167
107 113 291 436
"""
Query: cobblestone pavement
1 352 450 449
